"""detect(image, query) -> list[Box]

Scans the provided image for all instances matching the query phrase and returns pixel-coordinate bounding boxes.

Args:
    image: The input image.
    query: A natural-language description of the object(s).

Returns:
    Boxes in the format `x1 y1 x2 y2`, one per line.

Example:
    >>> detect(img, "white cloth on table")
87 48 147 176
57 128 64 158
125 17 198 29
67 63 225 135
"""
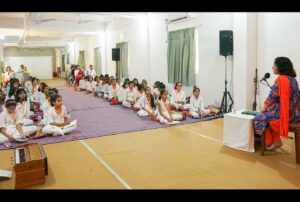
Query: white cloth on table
223 110 255 152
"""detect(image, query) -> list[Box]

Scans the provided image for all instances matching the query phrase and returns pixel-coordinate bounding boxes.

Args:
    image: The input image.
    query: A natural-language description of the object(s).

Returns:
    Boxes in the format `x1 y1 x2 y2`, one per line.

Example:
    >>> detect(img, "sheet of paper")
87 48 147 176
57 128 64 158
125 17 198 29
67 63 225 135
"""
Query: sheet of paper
0 170 12 178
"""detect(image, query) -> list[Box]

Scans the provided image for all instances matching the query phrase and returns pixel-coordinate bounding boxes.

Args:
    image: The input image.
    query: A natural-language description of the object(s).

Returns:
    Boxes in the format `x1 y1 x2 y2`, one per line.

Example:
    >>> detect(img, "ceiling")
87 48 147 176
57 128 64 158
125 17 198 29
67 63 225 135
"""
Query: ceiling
0 12 148 47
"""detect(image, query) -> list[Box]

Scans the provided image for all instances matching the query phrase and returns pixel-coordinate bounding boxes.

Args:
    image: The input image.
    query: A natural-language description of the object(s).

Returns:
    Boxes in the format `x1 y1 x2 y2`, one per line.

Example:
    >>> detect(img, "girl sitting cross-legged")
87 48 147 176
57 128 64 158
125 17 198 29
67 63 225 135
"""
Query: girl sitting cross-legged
170 82 190 111
122 81 138 108
41 94 77 137
108 78 120 103
117 81 129 104
135 87 156 117
85 75 96 93
0 99 37 146
189 86 211 118
156 89 183 124
15 88 35 126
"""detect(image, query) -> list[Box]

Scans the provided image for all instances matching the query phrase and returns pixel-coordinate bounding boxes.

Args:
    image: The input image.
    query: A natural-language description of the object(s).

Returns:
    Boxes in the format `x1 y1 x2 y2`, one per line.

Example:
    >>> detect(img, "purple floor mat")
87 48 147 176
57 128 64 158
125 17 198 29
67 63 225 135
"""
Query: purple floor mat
0 87 222 150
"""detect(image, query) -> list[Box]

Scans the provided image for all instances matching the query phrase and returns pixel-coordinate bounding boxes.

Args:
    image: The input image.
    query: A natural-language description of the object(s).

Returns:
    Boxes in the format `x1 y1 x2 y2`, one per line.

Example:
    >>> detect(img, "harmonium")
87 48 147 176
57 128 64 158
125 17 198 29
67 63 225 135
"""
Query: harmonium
13 143 48 189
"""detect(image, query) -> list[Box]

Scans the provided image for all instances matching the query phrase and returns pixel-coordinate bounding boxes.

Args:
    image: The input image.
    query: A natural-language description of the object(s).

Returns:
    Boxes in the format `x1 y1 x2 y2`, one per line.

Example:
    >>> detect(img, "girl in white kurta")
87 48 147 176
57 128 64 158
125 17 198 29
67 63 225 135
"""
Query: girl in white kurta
99 79 108 98
152 81 161 100
85 76 95 93
122 81 138 108
0 99 37 144
37 83 48 105
41 94 77 136
133 78 139 92
77 76 87 91
93 76 101 97
116 78 122 89
108 79 120 101
16 88 34 126
133 84 145 109
170 82 189 110
189 86 211 118
157 90 183 125
40 90 54 126
103 79 111 99
24 76 33 93
28 77 39 103
118 81 129 104
136 87 156 117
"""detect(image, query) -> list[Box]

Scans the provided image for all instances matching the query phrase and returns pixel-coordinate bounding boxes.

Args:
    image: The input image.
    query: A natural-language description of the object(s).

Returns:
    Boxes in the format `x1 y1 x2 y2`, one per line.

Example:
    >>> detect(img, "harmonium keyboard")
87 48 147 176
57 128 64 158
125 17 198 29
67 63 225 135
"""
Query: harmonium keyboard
13 143 48 189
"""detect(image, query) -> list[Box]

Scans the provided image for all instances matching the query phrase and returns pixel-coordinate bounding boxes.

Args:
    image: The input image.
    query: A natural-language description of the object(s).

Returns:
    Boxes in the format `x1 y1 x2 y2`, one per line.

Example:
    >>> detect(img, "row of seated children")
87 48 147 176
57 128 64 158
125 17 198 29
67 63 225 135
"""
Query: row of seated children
72 74 212 125
0 77 77 148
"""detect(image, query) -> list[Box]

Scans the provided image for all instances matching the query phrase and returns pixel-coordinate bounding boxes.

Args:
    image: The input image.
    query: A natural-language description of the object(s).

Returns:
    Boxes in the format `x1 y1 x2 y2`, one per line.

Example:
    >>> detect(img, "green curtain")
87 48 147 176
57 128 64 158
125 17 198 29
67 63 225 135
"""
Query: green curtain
62 54 65 72
77 50 85 68
167 28 195 86
116 42 128 78
94 47 102 74
67 53 70 64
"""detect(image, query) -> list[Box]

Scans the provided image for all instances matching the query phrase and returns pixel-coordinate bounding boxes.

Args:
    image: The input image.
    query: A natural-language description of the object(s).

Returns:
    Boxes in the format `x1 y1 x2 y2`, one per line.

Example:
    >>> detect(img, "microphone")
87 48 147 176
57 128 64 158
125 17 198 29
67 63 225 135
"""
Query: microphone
260 72 270 82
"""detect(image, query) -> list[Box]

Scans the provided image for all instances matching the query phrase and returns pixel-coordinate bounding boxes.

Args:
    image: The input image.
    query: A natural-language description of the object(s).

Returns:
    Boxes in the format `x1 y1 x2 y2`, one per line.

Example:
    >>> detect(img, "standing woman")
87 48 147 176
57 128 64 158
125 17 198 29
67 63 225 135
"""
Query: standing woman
4 66 14 87
74 65 83 86
254 57 300 151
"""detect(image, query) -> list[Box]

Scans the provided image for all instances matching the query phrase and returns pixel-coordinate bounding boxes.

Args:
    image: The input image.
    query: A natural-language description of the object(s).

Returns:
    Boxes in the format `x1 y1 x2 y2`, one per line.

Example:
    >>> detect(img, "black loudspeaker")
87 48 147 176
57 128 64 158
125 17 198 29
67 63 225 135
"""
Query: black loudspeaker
112 48 120 61
219 30 233 56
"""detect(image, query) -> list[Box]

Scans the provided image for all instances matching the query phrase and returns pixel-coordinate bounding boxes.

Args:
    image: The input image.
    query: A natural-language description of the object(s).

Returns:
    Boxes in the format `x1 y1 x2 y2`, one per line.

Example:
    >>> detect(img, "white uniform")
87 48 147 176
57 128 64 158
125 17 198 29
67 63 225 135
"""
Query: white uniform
37 91 46 105
0 110 37 144
95 81 102 97
103 84 110 99
133 91 145 109
4 71 14 82
16 100 34 126
87 69 96 78
136 95 155 117
42 106 77 136
152 87 160 99
189 95 211 118
170 90 190 110
85 81 95 92
28 85 39 102
122 89 138 108
24 81 32 92
78 79 86 90
41 101 52 126
157 99 183 124
108 85 120 100
118 88 129 103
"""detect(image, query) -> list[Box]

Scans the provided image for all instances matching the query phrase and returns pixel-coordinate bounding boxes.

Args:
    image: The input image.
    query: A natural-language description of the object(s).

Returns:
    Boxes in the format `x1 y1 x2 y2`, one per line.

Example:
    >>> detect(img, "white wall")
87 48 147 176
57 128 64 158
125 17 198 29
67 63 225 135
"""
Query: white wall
74 34 106 74
257 13 300 108
6 56 53 79
106 17 150 79
3 47 56 76
104 13 234 106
